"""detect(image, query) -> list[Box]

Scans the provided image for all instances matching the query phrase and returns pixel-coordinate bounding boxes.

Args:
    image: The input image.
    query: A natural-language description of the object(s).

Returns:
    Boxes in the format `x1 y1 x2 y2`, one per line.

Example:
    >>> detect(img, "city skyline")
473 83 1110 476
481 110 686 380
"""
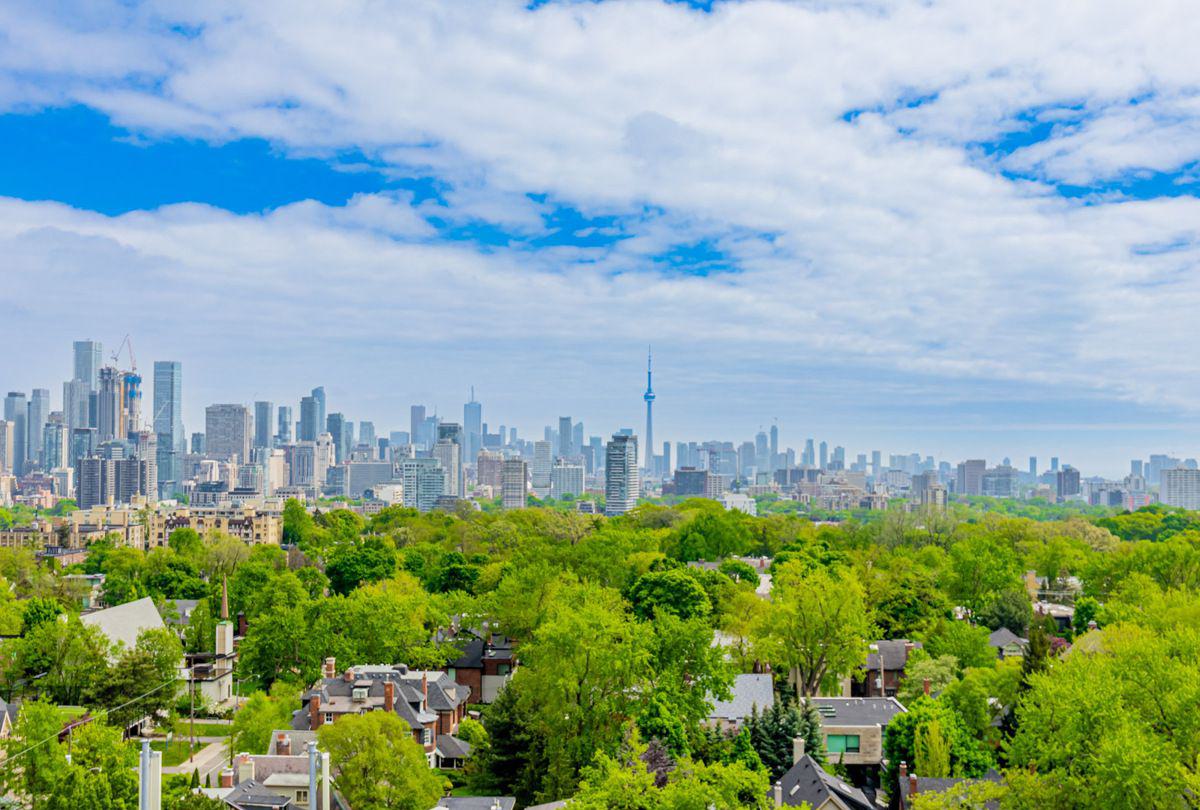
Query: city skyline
4 3 1200 476
4 334 1197 480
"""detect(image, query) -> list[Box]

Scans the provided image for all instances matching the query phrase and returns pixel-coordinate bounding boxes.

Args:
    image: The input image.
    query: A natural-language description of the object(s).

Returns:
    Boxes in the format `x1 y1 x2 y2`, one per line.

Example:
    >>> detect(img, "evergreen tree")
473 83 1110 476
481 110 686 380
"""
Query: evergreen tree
915 716 951 777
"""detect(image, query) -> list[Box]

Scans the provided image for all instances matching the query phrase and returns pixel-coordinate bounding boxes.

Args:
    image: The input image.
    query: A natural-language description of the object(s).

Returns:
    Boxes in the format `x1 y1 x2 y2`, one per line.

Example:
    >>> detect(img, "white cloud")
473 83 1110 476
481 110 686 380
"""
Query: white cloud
2 0 1200 470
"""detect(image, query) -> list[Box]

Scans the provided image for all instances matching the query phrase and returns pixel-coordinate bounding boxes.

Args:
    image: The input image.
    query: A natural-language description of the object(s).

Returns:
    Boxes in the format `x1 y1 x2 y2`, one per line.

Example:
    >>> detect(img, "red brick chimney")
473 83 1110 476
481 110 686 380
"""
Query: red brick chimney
276 733 290 756
343 668 354 683
899 761 908 779
310 695 323 729
422 672 428 707
923 678 931 696
384 680 395 712
219 769 234 788
323 657 336 679
909 774 919 798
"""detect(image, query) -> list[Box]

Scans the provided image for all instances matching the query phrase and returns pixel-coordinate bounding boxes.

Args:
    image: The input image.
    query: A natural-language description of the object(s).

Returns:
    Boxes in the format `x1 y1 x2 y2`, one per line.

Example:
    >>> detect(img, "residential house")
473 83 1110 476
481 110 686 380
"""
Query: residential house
896 761 1003 809
707 673 774 731
446 631 516 704
988 627 1028 659
849 639 922 698
293 660 471 769
773 746 874 809
435 800 517 810
811 697 907 796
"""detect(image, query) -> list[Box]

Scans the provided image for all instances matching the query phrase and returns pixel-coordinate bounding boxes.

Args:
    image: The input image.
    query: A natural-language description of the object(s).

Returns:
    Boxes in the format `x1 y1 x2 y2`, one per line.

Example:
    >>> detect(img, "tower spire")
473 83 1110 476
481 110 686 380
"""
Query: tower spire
643 346 655 476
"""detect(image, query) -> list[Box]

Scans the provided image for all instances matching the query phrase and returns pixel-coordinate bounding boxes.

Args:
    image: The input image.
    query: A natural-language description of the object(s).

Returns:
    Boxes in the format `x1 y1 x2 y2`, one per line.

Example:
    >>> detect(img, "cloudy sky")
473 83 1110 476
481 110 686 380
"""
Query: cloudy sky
3 0 1200 475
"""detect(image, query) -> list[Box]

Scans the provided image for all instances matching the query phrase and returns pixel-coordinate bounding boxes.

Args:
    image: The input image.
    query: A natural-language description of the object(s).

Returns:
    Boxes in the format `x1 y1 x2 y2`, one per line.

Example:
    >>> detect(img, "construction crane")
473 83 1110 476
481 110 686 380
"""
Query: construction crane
110 333 137 371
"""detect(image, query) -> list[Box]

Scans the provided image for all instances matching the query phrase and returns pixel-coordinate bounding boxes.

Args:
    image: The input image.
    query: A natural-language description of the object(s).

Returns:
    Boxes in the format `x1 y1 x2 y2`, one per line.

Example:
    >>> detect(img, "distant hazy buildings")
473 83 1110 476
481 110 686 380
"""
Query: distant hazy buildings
955 459 986 496
501 458 528 510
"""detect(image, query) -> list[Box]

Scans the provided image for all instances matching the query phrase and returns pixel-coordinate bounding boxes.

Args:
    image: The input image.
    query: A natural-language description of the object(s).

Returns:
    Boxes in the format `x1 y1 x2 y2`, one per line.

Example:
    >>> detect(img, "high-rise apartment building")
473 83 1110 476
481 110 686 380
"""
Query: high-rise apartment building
73 340 103 391
253 401 274 449
410 405 426 447
399 457 445 512
96 368 125 443
531 440 553 499
550 458 585 500
0 420 13 475
42 417 69 471
501 458 528 510
433 438 462 497
1055 466 1081 500
605 433 639 516
205 404 252 463
63 378 89 433
476 450 505 491
358 421 376 452
1161 468 1200 510
3 393 27 476
326 413 347 464
955 459 986 496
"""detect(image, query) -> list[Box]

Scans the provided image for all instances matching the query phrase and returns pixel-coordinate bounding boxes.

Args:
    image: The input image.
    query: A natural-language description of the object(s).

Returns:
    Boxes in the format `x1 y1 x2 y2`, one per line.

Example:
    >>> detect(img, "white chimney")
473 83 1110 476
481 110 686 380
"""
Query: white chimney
773 781 783 807
793 735 806 764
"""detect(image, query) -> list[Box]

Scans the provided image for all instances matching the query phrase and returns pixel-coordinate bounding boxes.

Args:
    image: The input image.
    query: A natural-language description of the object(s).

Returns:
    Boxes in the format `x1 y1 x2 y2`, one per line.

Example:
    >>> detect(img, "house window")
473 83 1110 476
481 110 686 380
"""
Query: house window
447 667 456 679
422 729 432 745
297 790 309 803
496 664 511 676
324 713 334 724
826 734 861 754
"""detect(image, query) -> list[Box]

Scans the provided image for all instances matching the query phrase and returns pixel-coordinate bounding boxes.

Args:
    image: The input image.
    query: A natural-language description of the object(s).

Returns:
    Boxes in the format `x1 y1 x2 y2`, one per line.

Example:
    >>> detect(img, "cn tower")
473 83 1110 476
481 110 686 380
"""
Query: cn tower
643 347 655 474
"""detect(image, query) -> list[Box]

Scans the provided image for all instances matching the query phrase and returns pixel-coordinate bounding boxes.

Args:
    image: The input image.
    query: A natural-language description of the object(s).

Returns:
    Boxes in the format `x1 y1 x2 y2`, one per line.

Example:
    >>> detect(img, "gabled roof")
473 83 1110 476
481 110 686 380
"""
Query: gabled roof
777 754 873 809
435 799 516 810
987 627 1028 648
897 770 1003 809
865 639 921 672
708 673 774 723
81 597 165 651
436 733 472 759
222 778 293 809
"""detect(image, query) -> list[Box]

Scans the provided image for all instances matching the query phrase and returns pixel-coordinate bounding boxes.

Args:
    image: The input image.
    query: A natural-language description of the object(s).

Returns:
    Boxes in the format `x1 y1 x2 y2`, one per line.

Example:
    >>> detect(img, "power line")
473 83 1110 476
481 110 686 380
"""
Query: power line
1 670 188 770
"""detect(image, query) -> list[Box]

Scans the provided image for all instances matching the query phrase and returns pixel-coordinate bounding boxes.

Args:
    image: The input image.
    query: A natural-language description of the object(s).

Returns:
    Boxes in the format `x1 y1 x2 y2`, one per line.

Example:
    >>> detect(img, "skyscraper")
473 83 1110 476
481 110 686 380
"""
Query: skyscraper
359 421 376 451
253 401 274 449
410 405 426 447
464 390 482 462
819 440 828 470
3 393 27 476
153 361 184 496
27 389 49 466
311 387 326 438
956 459 987 496
550 458 585 500
605 433 639 516
643 349 655 474
299 396 320 441
277 405 293 444
558 416 573 458
205 404 252 462
433 438 462 497
96 367 125 443
73 340 102 391
501 459 528 510
63 378 89 432
327 413 347 463
0 420 13 475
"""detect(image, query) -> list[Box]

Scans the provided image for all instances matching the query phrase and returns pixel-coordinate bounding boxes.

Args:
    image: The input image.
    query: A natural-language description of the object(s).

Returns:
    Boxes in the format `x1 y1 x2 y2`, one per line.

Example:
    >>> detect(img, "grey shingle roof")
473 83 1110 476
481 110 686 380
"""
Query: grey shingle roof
811 697 907 727
897 770 1003 808
988 627 1028 648
436 799 516 810
708 673 774 724
864 639 921 671
436 733 472 759
776 754 873 809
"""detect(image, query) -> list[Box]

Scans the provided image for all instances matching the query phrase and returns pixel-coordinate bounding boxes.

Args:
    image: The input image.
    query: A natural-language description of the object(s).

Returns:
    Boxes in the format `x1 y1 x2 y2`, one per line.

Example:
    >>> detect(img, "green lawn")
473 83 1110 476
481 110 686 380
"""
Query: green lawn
130 739 199 767
172 719 233 738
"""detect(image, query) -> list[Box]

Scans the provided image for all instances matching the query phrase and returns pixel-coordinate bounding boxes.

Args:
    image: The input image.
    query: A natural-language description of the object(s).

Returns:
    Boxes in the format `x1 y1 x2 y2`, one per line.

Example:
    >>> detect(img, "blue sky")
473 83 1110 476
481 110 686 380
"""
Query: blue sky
2 0 1200 475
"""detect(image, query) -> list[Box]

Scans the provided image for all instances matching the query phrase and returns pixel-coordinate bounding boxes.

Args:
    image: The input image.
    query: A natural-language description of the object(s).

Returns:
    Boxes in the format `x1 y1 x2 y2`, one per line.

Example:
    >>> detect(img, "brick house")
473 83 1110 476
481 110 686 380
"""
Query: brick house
292 659 471 768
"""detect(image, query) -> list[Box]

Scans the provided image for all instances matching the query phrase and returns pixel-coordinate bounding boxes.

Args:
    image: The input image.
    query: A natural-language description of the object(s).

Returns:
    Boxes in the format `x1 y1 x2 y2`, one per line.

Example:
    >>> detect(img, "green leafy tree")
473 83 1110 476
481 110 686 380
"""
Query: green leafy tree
974 587 1032 635
1 698 67 806
318 711 446 810
718 559 760 587
754 562 873 697
90 627 182 731
883 698 992 788
518 582 653 799
232 682 297 754
167 528 205 561
473 677 548 803
923 620 996 672
326 536 397 595
628 569 712 621
20 615 111 704
19 597 63 634
914 716 951 778
897 655 959 704
943 533 1022 617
